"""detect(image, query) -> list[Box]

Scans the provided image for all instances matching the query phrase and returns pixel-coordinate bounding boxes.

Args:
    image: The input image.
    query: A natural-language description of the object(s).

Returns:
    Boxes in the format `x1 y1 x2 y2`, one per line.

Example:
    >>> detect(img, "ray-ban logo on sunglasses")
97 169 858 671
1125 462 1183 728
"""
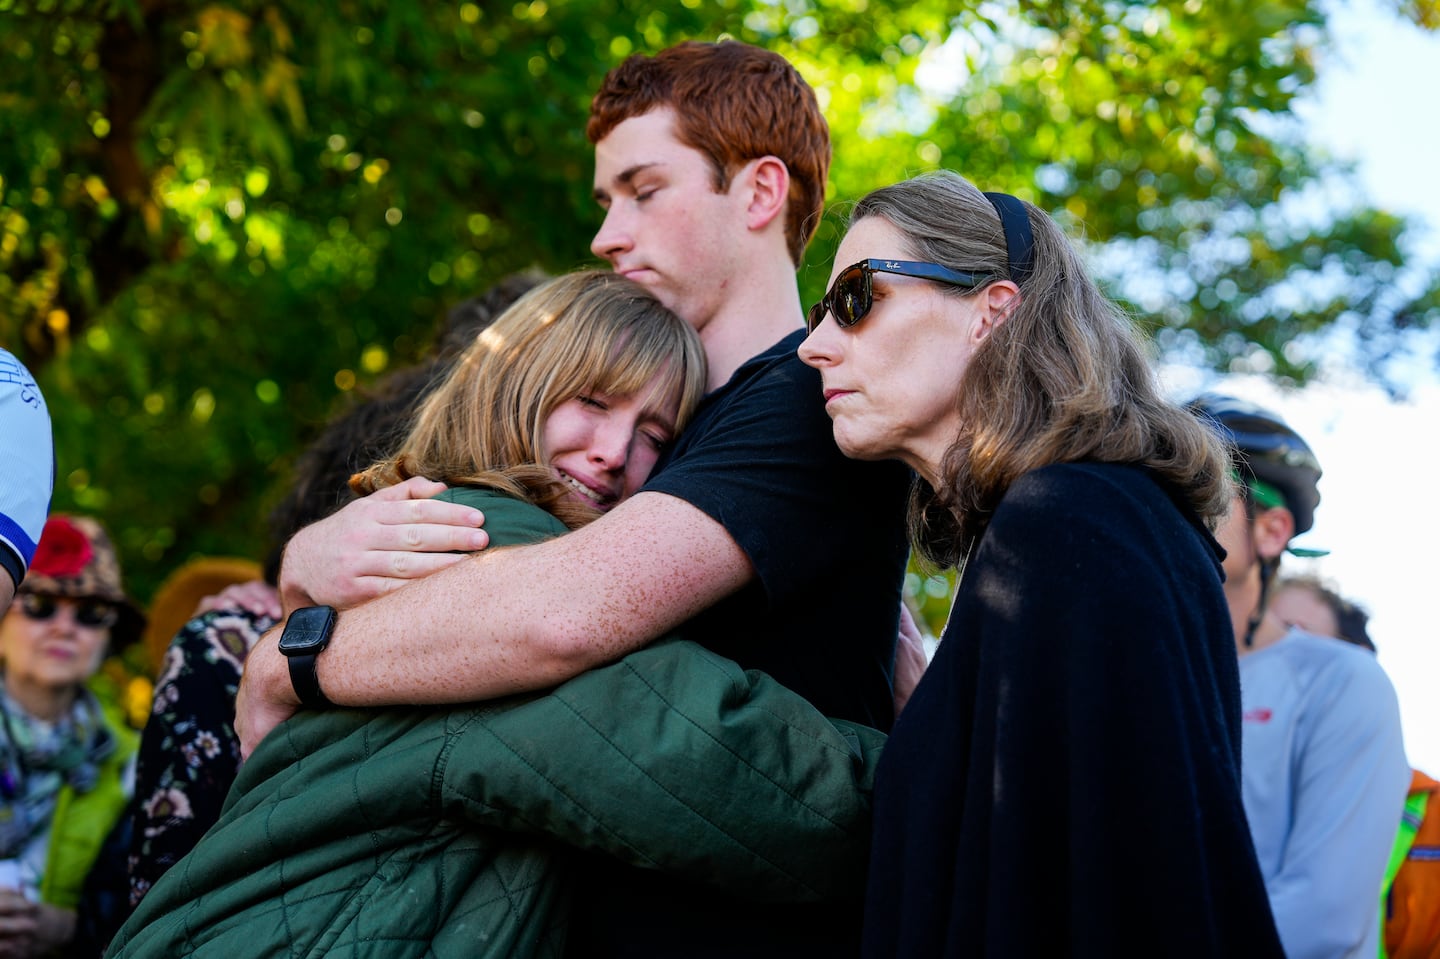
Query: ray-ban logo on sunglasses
884 261 902 269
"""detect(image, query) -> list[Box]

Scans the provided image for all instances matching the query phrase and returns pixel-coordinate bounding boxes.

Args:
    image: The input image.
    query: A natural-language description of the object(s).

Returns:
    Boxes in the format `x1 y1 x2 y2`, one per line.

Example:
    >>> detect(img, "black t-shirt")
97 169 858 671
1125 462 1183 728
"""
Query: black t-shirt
568 330 911 957
642 329 911 728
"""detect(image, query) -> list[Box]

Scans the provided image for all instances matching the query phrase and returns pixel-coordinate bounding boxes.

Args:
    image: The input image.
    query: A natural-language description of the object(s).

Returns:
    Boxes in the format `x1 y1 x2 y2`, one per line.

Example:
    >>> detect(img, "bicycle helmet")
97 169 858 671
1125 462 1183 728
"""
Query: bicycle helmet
1187 393 1322 535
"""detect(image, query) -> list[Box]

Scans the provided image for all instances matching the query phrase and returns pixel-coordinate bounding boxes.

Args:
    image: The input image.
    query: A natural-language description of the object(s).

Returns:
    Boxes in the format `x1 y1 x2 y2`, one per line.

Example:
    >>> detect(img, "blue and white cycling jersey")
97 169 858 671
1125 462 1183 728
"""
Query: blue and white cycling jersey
0 347 53 587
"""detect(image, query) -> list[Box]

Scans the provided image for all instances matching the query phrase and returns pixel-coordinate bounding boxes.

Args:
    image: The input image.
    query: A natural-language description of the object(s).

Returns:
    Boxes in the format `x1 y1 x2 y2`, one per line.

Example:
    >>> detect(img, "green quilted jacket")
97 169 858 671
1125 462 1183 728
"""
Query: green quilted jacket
107 490 884 958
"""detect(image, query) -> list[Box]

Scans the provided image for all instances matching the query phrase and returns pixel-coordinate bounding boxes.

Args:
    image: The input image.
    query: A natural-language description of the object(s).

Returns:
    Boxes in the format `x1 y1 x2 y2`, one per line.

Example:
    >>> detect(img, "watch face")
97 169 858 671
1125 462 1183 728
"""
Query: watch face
278 605 336 654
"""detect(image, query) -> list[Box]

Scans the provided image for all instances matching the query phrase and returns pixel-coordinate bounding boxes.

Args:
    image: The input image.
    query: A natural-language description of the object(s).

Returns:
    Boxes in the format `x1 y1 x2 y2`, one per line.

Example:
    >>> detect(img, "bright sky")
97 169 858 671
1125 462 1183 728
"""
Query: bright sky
912 2 1440 769
1180 0 1440 774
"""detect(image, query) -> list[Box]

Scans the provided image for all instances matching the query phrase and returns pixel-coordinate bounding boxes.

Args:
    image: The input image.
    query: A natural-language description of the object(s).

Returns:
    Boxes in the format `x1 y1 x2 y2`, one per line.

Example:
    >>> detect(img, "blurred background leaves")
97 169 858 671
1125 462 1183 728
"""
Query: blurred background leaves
1 0 1436 630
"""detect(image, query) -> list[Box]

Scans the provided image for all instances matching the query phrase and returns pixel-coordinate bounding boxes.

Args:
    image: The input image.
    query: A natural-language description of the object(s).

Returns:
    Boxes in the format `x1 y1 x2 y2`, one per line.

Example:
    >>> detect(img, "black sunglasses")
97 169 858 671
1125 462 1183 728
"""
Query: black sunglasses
806 259 997 334
16 593 120 630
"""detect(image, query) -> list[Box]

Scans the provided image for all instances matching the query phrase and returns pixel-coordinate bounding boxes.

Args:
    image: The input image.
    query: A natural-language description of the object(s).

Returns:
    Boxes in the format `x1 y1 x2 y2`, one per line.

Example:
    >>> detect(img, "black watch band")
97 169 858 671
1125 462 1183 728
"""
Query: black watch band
277 605 337 708
286 651 332 709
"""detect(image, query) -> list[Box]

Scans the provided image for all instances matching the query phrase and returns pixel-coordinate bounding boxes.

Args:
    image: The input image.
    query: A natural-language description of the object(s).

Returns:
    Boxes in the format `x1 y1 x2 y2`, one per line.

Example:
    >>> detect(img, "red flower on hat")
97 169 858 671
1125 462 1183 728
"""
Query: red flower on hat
30 516 94 579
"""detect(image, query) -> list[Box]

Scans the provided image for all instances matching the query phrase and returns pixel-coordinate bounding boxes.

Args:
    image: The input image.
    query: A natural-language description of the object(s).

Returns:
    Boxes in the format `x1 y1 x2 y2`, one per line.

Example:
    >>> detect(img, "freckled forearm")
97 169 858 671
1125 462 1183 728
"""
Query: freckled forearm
315 550 644 706
315 553 552 706
315 493 751 707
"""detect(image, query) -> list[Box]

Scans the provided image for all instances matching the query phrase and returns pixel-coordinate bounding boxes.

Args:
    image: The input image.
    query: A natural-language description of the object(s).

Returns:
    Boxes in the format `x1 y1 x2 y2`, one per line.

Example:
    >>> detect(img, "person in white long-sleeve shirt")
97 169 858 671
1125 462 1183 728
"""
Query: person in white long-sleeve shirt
1192 394 1409 959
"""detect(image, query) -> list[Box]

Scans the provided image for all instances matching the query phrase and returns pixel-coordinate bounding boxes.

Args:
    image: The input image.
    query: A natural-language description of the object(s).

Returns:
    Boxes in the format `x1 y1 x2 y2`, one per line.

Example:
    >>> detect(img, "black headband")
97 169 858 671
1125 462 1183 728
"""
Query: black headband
982 191 1035 286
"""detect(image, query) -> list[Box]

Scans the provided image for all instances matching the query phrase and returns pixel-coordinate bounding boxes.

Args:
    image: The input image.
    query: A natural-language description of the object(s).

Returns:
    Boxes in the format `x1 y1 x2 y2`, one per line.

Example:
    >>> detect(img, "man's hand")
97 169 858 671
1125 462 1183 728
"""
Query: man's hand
0 891 74 958
278 476 489 612
234 623 299 759
195 580 282 621
893 602 931 718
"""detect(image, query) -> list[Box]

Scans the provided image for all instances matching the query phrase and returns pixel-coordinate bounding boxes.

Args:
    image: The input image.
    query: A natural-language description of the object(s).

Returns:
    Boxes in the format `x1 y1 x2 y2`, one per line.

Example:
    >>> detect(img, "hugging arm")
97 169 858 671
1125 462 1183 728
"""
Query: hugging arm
438 638 883 900
237 491 751 754
110 637 882 958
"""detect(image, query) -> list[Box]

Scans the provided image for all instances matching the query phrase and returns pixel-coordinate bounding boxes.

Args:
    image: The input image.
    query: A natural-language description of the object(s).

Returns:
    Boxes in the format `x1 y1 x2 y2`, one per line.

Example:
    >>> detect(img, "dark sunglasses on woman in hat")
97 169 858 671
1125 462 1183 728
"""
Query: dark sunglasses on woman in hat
15 593 121 630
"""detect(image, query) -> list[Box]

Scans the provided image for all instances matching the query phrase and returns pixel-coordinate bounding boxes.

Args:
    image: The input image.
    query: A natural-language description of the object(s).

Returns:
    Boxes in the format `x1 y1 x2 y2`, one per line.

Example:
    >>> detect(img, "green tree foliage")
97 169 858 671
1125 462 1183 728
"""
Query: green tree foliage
1 0 1436 605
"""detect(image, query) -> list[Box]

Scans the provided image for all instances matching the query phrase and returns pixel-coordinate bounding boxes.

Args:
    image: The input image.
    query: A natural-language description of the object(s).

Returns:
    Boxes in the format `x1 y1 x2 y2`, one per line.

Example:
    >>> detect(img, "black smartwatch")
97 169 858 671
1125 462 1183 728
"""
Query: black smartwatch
277 605 337 708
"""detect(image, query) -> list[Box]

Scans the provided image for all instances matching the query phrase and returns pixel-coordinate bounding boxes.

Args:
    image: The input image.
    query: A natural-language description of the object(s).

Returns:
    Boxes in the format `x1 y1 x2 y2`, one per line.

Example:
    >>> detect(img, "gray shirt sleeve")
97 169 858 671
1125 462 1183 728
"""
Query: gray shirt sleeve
1249 635 1410 959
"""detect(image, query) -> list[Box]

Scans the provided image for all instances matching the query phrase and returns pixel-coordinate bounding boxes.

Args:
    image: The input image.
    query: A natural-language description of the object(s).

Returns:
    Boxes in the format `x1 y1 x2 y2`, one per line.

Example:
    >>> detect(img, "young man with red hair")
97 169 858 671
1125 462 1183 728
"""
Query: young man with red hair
238 41 911 954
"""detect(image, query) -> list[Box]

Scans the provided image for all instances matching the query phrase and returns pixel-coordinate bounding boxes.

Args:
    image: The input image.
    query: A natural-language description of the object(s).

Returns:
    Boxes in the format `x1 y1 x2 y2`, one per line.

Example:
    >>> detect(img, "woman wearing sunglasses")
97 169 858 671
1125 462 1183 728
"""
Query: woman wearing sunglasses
0 514 139 958
800 171 1285 957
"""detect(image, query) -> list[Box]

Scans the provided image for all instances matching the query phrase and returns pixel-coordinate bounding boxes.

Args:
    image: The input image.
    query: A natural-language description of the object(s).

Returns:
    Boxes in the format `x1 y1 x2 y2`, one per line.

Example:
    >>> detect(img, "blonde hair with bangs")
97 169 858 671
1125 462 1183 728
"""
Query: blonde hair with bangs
352 270 706 528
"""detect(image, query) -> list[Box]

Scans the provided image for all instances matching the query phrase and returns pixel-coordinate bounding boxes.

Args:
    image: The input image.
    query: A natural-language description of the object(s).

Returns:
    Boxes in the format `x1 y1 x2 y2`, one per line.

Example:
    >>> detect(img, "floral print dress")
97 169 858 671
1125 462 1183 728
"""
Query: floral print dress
125 607 275 910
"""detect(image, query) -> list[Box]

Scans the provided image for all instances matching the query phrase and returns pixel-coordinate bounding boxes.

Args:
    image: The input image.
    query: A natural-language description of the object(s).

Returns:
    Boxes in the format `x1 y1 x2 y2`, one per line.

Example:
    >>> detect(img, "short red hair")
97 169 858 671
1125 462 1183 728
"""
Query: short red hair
588 41 830 267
